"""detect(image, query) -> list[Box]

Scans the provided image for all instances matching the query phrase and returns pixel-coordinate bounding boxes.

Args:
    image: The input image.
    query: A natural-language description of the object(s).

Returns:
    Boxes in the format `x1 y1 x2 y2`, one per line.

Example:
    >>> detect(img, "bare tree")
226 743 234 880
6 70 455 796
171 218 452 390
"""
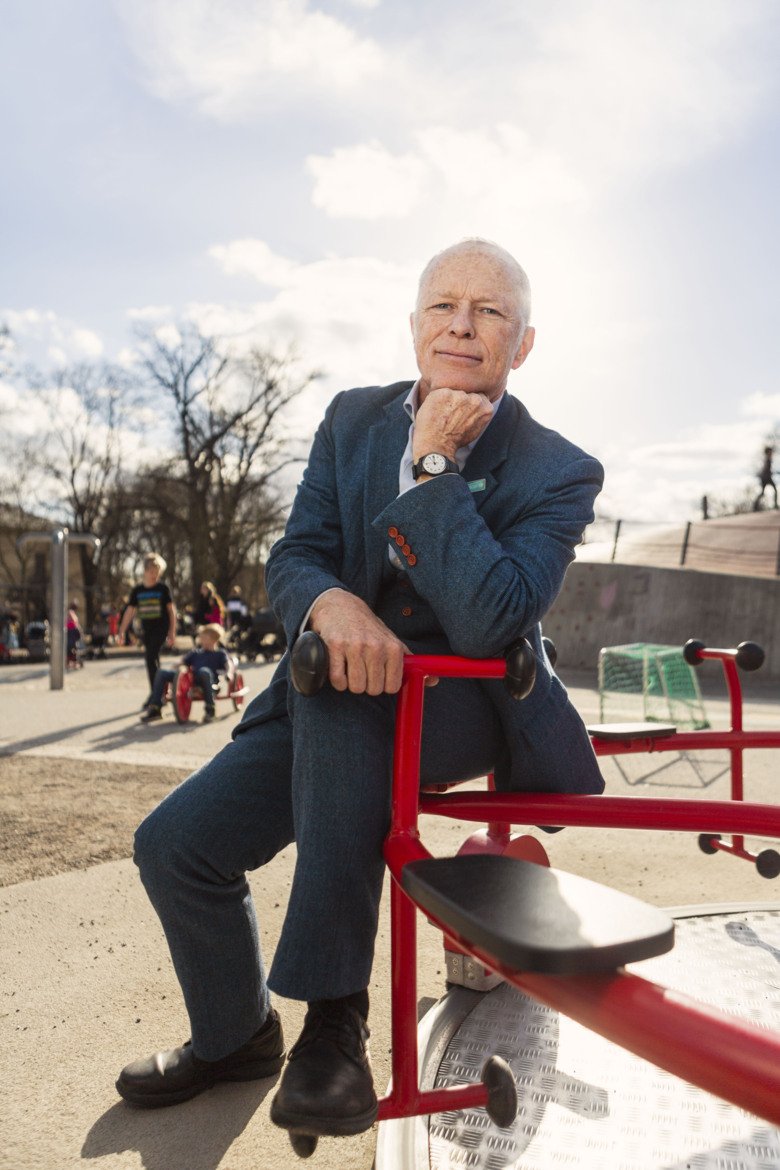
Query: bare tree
135 324 316 601
28 362 138 626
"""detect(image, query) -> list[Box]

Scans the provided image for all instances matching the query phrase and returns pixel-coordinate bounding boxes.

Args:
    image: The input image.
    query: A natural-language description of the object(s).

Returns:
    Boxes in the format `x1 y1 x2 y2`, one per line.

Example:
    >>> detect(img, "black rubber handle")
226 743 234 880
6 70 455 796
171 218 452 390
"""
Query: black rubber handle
682 638 705 666
504 638 537 700
736 641 765 671
290 630 330 695
292 629 538 699
683 637 765 672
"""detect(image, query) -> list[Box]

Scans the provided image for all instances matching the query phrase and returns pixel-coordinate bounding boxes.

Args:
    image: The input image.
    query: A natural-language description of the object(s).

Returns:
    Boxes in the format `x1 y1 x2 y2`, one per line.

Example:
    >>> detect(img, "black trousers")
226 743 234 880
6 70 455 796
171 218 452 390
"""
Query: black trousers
143 627 168 691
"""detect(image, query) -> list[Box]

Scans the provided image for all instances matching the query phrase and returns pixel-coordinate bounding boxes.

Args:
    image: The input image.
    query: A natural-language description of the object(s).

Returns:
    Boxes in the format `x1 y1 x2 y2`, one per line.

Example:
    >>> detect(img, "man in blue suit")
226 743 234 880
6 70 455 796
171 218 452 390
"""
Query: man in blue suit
116 239 604 1137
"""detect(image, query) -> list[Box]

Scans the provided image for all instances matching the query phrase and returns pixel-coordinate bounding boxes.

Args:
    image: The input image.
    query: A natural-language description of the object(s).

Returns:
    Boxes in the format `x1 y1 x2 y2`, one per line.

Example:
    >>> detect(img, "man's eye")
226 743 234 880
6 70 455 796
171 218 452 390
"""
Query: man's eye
433 302 453 310
481 306 500 315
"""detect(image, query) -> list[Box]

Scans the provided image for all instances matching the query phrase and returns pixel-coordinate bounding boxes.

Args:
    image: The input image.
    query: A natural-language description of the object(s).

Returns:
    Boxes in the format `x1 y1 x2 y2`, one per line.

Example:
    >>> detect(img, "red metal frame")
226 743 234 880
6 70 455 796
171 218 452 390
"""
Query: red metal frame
379 649 780 1128
588 646 780 866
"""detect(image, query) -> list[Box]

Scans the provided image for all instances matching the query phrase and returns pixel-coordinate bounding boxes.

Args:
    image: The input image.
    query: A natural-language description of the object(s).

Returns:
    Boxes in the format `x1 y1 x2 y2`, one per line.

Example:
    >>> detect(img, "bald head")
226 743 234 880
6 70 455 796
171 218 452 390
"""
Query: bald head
416 239 532 332
411 237 536 401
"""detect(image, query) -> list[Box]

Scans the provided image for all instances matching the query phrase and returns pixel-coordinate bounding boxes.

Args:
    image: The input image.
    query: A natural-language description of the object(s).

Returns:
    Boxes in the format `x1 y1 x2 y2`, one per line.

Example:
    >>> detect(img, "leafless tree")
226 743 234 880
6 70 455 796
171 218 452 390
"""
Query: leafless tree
26 362 138 626
134 324 316 602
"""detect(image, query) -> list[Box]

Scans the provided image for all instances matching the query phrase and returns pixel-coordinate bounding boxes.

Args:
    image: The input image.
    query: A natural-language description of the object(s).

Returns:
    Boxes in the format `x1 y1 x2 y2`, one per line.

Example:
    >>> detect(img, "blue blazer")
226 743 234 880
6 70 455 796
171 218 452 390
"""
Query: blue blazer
235 381 605 795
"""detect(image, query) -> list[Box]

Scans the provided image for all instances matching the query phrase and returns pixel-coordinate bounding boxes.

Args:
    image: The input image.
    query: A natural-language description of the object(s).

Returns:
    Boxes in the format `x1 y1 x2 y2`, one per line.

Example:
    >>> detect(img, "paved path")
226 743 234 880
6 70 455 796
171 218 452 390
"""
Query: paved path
2 653 780 1170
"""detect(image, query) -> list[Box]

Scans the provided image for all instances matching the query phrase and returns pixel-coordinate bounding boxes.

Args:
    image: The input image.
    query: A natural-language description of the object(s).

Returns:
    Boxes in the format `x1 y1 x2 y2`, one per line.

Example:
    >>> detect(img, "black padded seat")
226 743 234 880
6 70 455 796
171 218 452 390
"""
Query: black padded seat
402 855 674 975
588 722 677 741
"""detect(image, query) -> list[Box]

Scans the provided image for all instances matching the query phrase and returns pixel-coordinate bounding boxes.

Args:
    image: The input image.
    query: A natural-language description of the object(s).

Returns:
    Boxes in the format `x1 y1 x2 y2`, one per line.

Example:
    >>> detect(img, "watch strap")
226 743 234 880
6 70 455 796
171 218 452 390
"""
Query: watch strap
412 453 459 480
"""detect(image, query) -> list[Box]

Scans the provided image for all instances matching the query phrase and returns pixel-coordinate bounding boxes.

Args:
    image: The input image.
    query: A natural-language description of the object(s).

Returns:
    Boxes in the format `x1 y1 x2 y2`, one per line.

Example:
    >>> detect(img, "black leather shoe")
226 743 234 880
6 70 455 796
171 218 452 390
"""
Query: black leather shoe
116 1008 285 1108
270 1000 377 1137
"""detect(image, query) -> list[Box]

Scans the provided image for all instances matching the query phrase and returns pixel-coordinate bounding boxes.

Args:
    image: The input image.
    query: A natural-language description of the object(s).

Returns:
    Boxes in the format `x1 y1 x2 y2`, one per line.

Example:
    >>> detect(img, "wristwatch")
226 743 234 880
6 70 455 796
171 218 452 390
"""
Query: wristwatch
412 453 459 480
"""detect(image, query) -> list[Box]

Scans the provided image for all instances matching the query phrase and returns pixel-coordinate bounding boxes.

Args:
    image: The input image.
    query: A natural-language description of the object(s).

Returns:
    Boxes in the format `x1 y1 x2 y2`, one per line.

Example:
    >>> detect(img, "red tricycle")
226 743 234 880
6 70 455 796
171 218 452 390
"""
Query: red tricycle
286 632 780 1165
171 660 249 724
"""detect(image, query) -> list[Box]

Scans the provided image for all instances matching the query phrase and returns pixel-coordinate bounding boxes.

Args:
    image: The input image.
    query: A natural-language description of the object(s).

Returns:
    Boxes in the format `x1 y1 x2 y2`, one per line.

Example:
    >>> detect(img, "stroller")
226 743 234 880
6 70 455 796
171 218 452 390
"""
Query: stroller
88 610 110 659
227 607 286 663
25 620 50 661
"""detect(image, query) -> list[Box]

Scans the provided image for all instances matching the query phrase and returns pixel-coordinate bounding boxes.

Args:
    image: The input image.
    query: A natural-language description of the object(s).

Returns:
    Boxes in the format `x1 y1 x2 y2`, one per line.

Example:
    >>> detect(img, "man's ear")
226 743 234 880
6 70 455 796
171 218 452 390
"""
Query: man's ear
512 326 535 370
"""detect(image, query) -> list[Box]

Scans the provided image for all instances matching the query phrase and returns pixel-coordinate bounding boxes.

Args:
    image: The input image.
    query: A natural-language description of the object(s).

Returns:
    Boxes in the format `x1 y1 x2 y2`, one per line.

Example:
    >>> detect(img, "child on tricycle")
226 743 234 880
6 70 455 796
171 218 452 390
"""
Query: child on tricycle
141 623 234 725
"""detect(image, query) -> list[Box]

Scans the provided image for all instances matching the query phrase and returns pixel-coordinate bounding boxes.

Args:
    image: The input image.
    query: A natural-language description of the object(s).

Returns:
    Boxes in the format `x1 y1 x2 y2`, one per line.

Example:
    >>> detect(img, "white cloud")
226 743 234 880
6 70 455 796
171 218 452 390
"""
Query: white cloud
742 391 780 419
207 240 299 286
307 141 428 220
1 309 110 369
127 304 173 322
154 323 183 349
301 2 774 230
115 0 385 118
514 0 770 185
596 412 774 520
204 240 422 438
71 328 104 358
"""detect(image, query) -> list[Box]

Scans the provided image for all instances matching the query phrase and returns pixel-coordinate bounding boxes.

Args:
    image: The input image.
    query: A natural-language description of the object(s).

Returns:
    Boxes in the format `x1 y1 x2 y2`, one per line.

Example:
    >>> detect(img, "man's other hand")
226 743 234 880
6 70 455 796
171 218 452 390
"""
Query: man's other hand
308 590 408 695
413 387 493 461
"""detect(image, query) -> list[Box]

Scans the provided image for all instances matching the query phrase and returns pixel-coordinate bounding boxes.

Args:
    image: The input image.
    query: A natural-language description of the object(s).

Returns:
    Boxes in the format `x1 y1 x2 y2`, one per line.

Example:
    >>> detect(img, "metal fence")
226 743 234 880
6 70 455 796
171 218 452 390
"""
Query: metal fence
578 517 780 578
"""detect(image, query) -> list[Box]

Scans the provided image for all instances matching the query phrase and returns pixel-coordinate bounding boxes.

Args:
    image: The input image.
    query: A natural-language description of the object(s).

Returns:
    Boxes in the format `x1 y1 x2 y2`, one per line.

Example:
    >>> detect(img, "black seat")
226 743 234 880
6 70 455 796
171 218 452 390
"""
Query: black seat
588 722 677 741
402 855 674 975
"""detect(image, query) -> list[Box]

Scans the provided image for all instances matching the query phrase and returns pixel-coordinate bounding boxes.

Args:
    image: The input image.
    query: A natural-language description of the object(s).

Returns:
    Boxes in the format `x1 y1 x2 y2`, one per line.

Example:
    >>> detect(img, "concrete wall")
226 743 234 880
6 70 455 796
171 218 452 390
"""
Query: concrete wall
544 560 780 678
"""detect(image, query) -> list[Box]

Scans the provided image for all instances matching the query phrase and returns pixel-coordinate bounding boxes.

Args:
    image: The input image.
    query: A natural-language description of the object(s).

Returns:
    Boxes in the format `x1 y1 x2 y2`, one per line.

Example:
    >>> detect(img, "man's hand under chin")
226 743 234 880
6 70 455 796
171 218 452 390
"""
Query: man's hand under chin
413 387 494 461
308 589 409 695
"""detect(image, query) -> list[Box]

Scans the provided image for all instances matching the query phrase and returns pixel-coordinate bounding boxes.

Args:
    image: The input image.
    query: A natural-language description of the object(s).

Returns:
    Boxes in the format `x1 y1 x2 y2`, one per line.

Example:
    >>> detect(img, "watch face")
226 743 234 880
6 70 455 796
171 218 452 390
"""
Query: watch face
422 453 447 474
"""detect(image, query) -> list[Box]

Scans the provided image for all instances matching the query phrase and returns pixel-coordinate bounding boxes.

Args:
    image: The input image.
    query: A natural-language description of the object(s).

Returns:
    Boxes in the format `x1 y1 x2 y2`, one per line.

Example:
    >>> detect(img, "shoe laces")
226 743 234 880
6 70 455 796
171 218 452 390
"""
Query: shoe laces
289 1002 369 1064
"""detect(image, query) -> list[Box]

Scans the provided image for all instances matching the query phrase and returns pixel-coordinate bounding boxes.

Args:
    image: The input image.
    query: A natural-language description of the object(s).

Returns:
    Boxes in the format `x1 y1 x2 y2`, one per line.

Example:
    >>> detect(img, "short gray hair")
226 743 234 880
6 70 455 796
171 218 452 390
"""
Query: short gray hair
417 238 532 332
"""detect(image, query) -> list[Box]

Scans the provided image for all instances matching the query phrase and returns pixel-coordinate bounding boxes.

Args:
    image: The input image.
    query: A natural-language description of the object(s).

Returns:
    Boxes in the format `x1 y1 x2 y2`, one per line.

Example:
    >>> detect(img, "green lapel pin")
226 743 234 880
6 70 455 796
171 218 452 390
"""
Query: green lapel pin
467 478 487 493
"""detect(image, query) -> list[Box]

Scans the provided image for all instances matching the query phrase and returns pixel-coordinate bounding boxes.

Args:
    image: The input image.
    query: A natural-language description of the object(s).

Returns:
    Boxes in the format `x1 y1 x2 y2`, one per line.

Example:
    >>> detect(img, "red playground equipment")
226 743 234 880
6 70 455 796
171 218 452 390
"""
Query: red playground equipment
285 632 780 1164
172 661 249 724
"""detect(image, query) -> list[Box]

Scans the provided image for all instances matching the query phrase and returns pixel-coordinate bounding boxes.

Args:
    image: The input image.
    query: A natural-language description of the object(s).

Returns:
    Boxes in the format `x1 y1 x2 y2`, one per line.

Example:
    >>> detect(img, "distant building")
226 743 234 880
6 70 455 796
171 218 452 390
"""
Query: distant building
0 505 89 623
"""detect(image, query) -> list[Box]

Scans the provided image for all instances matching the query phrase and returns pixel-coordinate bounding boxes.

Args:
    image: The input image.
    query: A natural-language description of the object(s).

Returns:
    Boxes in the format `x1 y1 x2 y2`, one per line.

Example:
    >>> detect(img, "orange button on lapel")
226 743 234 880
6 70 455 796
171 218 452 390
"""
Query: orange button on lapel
388 526 398 538
407 554 417 566
402 544 411 556
395 533 405 546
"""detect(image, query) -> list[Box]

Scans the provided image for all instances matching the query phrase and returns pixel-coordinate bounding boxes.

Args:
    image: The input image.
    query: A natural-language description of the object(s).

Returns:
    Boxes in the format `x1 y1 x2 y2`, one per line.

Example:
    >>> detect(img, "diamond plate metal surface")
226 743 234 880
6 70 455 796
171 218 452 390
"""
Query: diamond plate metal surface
426 908 780 1170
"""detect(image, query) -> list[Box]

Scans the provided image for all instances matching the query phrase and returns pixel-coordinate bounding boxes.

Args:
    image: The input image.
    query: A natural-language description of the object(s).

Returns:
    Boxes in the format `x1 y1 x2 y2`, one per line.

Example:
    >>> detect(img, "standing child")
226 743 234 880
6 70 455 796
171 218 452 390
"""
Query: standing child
66 601 83 669
119 554 177 709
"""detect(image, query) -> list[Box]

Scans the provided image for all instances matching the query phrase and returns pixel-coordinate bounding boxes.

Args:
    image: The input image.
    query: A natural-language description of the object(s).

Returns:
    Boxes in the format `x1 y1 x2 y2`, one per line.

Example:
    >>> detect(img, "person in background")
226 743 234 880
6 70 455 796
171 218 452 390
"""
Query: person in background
107 603 121 644
193 581 226 628
141 623 233 725
91 605 111 659
66 601 82 669
118 554 177 709
754 445 779 511
226 585 248 630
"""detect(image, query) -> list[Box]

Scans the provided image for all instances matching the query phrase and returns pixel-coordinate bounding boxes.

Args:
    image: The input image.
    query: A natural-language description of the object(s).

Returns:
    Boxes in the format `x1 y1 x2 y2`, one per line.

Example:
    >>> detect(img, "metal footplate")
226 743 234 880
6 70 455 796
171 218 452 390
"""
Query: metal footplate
402 854 675 974
376 904 780 1169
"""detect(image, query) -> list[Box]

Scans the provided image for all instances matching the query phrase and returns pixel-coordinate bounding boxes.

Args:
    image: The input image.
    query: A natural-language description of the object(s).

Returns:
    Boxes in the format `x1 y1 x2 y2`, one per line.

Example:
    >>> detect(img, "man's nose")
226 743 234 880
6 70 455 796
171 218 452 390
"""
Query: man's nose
449 304 474 337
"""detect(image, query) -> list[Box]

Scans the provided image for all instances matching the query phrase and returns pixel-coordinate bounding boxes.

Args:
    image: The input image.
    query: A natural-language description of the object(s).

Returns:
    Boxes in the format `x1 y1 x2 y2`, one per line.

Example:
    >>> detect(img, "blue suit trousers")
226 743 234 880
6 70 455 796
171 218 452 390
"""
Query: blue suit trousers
134 674 514 1061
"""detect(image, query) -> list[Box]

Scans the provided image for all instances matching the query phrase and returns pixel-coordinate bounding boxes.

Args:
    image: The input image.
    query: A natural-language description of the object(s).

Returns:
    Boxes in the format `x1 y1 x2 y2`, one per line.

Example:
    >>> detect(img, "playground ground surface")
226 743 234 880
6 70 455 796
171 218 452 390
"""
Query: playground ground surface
2 650 779 1170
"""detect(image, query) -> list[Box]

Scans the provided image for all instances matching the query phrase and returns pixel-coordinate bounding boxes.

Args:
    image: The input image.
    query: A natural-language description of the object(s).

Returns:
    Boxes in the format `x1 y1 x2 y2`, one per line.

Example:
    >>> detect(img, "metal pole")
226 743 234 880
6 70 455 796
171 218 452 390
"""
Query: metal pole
680 521 692 567
17 529 100 690
50 528 67 690
610 519 622 563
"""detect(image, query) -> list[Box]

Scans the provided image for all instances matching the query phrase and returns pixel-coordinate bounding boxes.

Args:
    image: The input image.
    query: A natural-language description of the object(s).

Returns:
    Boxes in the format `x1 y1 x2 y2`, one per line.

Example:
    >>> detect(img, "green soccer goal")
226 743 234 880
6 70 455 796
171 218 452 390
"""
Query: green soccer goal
598 643 710 730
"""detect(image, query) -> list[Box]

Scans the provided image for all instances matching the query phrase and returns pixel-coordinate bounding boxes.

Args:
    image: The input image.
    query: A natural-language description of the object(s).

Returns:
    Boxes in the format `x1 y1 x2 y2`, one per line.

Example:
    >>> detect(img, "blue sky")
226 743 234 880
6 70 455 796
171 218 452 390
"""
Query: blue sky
2 0 780 520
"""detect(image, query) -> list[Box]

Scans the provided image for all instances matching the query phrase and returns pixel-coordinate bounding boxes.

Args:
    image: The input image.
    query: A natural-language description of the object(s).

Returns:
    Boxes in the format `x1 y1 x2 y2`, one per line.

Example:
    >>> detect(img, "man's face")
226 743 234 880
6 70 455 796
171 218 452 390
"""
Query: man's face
411 248 534 402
